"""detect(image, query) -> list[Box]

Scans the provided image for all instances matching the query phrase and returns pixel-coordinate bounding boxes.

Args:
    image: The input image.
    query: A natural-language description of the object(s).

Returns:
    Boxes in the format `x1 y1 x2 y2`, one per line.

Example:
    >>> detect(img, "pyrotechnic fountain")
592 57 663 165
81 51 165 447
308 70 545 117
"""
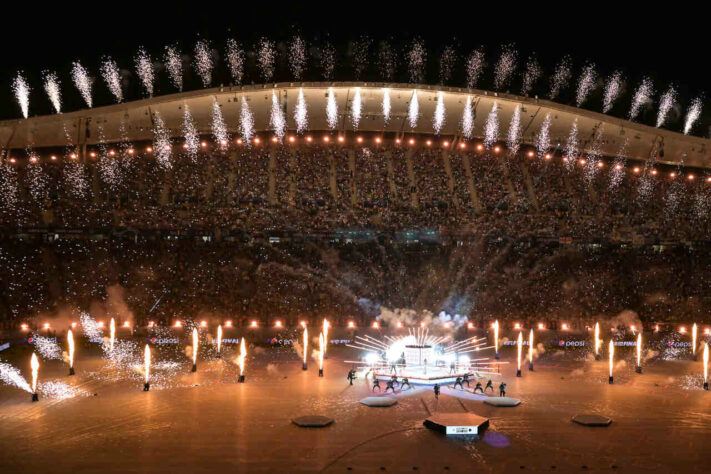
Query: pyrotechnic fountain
302 327 308 370
191 328 198 372
528 328 534 371
216 325 223 358
516 331 523 377
31 353 39 402
322 319 329 359
493 320 499 359
67 329 75 375
703 343 708 390
237 337 246 383
608 340 614 384
594 322 601 360
143 344 151 391
636 331 643 374
692 323 698 359
318 332 324 377
109 317 116 352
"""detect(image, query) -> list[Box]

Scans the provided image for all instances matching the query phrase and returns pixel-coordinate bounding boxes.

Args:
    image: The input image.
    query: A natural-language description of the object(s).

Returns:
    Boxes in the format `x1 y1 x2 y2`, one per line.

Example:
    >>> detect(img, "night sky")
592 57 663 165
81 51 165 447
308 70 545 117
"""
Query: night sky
1 6 706 134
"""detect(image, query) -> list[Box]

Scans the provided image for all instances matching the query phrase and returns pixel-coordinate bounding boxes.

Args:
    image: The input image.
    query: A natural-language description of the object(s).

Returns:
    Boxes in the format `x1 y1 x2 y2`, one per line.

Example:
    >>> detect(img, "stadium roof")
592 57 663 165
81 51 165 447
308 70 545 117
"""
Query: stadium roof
1 82 708 167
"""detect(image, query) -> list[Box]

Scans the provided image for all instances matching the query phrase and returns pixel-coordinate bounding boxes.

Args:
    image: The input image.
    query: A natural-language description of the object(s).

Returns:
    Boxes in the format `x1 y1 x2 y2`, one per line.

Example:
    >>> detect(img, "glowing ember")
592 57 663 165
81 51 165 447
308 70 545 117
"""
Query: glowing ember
294 88 308 134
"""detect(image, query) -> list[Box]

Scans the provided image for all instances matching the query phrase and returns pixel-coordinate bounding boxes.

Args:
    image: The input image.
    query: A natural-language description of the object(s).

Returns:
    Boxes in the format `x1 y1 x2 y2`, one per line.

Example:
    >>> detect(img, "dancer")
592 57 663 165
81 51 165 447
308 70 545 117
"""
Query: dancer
453 376 464 390
434 383 440 399
385 379 396 393
372 378 381 392
400 377 411 390
485 379 494 393
347 369 356 385
474 381 484 393
499 382 507 397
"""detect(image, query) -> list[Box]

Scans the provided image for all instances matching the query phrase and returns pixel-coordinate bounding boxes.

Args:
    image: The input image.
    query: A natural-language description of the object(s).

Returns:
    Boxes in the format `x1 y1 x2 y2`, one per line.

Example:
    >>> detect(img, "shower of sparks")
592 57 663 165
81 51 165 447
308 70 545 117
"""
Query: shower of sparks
609 138 628 189
407 39 426 84
483 102 499 148
439 45 457 84
351 36 371 80
182 104 200 159
289 36 307 80
0 362 32 393
408 91 419 128
239 96 255 144
294 88 308 134
63 161 88 199
535 113 552 158
382 88 391 124
433 91 446 134
27 160 48 202
583 127 604 184
134 47 155 97
565 119 579 171
270 91 286 141
211 100 230 149
326 88 338 129
320 42 336 81
152 112 172 169
377 41 396 81
629 77 653 121
520 55 541 96
602 71 622 113
257 37 276 82
465 47 485 89
70 62 93 108
656 85 677 128
461 96 474 139
39 381 89 399
351 87 362 130
194 39 213 88
164 45 183 91
42 71 62 113
31 335 63 360
683 97 702 135
226 39 245 85
575 63 597 107
100 58 123 103
0 164 19 209
12 72 31 118
506 104 522 155
549 57 572 100
493 45 517 91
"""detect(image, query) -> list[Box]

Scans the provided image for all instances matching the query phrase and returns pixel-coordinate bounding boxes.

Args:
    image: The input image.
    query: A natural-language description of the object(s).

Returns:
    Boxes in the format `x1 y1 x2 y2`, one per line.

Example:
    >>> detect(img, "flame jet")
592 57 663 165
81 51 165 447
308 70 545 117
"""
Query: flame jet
191 328 198 372
31 353 39 402
67 329 75 375
143 345 151 391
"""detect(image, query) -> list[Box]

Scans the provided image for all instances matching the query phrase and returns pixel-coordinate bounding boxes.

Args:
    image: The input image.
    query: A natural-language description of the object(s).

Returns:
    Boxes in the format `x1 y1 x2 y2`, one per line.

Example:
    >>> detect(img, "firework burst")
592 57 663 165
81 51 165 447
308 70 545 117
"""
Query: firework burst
549 57 572 100
493 45 517 91
289 36 307 81
42 71 62 113
257 38 276 82
483 102 499 148
134 47 155 97
439 45 457 85
629 78 654 121
520 55 541 97
377 41 396 81
226 39 245 85
193 39 213 88
602 71 623 113
164 45 183 91
407 39 426 84
465 47 485 89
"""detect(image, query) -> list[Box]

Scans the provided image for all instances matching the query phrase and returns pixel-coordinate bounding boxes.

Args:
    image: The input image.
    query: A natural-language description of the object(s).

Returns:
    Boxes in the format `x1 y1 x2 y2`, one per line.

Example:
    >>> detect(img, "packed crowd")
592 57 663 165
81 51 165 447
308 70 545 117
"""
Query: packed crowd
1 144 709 242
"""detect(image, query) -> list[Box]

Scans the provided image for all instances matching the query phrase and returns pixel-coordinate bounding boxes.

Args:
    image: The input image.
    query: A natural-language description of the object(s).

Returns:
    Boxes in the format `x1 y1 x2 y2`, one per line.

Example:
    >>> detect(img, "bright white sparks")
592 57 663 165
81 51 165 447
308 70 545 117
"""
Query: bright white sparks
536 113 552 157
239 96 255 144
326 88 338 129
575 63 597 107
210 100 229 149
683 97 702 135
270 91 286 141
257 38 276 82
408 91 419 128
461 96 474 139
483 102 499 149
493 45 517 91
351 87 362 130
382 88 391 125
71 62 93 108
507 104 522 155
164 45 183 91
549 57 571 100
135 47 155 97
566 119 579 170
289 36 307 81
465 48 485 89
602 71 622 113
226 39 245 85
629 78 653 121
152 112 172 169
194 39 213 88
520 55 541 96
100 58 123 103
42 71 62 113
656 85 677 128
182 104 199 159
294 88 308 134
407 39 426 83
12 73 31 118
0 362 32 393
433 91 446 134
